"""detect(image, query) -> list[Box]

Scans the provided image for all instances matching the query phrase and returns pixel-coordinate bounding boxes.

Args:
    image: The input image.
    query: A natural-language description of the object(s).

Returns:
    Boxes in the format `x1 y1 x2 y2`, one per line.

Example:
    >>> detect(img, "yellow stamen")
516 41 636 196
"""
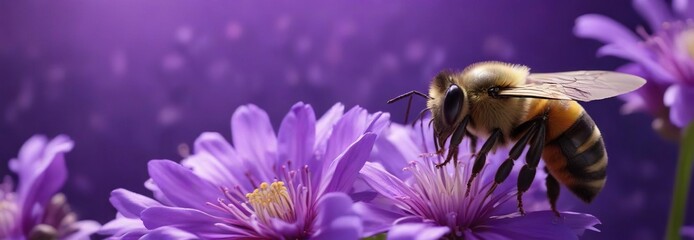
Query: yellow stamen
679 28 694 59
246 181 295 223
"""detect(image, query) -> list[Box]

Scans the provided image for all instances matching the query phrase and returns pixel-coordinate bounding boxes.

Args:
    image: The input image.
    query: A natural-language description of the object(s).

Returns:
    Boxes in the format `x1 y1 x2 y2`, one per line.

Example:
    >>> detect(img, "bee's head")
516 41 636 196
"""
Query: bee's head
428 71 469 148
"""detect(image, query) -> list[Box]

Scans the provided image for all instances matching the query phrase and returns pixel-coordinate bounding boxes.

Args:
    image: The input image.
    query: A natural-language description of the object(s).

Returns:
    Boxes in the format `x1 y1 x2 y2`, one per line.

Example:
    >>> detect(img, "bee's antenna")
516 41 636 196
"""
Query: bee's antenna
387 90 432 124
386 90 431 104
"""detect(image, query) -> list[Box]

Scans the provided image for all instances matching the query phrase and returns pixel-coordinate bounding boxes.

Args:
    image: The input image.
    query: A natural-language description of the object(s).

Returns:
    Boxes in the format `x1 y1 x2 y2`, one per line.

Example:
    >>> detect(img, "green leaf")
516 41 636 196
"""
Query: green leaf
665 122 694 240
362 233 387 240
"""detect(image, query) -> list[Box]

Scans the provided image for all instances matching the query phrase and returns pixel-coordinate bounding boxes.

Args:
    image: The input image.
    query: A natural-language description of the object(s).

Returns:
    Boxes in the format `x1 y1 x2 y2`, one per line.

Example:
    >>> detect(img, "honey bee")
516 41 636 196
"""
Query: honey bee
389 61 645 215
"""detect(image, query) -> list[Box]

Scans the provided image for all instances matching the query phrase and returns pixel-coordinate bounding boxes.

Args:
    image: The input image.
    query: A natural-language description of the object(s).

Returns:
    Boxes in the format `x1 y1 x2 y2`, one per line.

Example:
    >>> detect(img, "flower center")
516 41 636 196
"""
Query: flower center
246 181 296 224
637 20 694 82
210 164 312 238
401 154 515 236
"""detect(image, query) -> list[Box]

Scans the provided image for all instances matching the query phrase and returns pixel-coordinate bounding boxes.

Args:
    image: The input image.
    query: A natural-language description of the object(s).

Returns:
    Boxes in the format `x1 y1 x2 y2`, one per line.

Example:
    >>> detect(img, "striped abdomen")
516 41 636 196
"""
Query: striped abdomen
543 110 607 203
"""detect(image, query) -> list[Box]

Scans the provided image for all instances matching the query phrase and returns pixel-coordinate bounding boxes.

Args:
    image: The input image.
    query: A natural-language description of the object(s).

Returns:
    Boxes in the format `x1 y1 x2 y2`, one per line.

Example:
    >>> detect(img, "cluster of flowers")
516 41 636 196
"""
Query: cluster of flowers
576 0 694 237
2 102 602 239
575 0 694 138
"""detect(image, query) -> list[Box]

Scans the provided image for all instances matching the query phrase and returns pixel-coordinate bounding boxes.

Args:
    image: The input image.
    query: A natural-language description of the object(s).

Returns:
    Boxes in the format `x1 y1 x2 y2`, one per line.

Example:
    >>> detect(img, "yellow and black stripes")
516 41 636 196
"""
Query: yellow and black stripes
547 112 607 203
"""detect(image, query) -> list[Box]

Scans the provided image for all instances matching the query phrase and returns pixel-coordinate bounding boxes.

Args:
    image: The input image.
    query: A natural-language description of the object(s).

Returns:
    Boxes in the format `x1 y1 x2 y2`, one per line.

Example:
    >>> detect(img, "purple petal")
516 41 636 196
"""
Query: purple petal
313 192 357 229
120 231 151 240
372 124 418 179
312 192 363 240
322 107 388 165
574 14 676 81
410 117 445 155
349 189 378 202
99 213 147 237
190 132 271 191
574 14 639 44
560 212 602 234
192 132 242 172
322 107 368 164
231 104 277 168
387 223 450 240
318 133 377 194
353 202 406 236
270 218 301 238
618 64 672 117
674 0 694 18
181 152 239 190
315 103 345 151
140 227 199 240
682 226 694 237
367 112 390 136
109 188 162 218
597 43 676 82
633 0 674 31
147 160 222 213
665 84 694 127
277 102 316 168
63 220 101 240
144 178 173 205
11 135 48 173
187 132 245 187
481 211 600 240
359 162 417 201
141 206 234 238
12 135 73 234
11 135 71 196
393 216 427 225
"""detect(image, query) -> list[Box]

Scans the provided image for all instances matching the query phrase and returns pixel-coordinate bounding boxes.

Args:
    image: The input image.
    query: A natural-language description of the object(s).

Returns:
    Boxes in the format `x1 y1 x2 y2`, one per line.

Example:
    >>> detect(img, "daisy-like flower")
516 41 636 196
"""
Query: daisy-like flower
100 102 389 239
1 135 100 240
358 120 600 240
575 0 694 139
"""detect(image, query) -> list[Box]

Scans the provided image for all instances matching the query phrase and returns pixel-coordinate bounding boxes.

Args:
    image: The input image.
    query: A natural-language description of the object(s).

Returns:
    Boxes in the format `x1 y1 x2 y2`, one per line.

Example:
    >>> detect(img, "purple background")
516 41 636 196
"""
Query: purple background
0 1 686 239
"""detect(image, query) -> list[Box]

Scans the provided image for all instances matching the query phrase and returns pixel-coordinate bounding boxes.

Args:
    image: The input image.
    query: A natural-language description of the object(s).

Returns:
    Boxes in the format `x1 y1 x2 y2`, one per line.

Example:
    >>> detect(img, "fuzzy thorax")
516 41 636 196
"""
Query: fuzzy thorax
459 62 531 139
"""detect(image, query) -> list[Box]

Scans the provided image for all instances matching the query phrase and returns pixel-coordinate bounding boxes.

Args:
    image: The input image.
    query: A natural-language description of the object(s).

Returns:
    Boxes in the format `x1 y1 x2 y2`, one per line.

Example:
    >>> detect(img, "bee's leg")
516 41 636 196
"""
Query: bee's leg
465 128 502 196
485 121 539 197
436 116 469 168
429 119 444 155
545 166 561 217
433 128 442 155
465 131 478 156
517 117 547 215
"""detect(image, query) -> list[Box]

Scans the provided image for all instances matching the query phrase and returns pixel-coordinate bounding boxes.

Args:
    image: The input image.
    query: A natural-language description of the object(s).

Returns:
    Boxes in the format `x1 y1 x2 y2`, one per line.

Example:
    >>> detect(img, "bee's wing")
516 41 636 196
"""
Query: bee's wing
497 71 646 101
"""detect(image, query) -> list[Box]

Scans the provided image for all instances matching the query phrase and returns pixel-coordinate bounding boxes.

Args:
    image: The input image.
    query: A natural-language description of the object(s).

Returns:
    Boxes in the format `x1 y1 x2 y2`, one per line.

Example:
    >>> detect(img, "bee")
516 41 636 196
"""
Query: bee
389 61 645 215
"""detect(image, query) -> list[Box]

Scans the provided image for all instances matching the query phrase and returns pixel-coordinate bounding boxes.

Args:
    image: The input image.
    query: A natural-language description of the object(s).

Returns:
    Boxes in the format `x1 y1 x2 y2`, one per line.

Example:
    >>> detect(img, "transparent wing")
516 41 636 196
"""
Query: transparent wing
497 71 646 101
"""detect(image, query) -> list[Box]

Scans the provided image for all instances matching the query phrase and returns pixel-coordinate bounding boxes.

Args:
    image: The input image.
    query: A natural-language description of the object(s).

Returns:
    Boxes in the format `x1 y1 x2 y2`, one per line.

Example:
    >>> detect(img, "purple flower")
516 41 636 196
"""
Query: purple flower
358 121 600 239
575 0 694 138
0 135 100 240
100 102 389 239
684 225 694 238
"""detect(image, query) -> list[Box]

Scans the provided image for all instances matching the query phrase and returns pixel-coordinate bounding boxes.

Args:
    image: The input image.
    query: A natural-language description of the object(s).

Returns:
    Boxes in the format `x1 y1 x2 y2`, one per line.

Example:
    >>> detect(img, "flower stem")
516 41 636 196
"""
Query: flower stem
665 122 694 240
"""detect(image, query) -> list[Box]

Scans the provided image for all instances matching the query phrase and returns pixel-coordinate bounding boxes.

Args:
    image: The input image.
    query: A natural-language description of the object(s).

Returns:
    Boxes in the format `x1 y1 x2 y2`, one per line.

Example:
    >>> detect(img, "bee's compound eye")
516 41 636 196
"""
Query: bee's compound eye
443 84 463 125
